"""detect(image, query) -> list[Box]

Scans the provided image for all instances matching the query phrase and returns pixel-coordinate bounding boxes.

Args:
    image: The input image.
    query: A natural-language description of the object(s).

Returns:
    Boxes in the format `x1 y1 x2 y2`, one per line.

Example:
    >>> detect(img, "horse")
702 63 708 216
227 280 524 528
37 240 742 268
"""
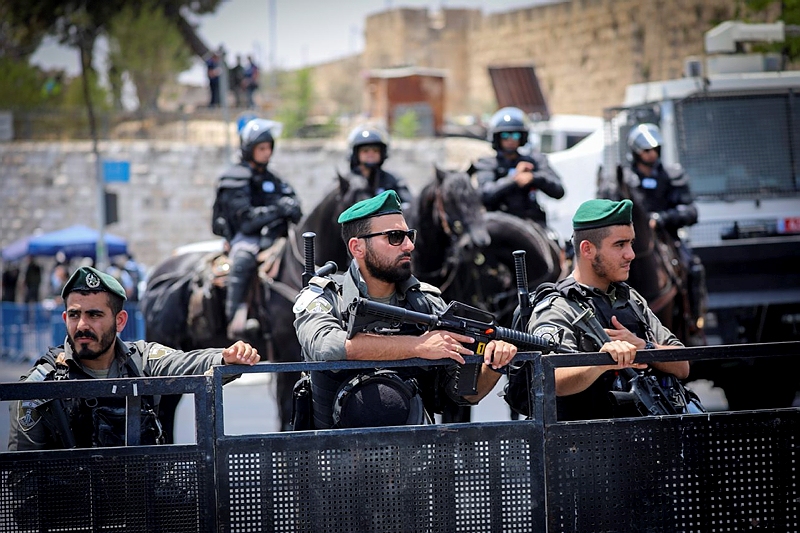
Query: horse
141 175 377 435
410 168 565 422
411 168 564 327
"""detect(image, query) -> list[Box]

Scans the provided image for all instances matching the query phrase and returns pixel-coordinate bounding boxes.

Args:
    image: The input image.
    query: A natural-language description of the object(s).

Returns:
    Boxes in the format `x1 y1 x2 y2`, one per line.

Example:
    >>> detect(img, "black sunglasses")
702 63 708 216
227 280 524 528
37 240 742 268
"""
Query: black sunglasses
357 229 417 246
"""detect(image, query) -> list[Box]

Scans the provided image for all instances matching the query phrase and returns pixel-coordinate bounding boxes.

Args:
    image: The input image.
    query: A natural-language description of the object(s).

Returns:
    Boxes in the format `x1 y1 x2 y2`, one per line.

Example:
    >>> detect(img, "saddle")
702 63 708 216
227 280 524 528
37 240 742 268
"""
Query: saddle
186 237 288 343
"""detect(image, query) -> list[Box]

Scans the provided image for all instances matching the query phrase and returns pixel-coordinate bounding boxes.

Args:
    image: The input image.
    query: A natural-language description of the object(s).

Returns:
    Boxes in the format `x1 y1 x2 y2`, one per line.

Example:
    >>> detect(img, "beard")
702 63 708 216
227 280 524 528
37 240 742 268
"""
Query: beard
364 243 412 284
68 325 117 361
591 251 629 283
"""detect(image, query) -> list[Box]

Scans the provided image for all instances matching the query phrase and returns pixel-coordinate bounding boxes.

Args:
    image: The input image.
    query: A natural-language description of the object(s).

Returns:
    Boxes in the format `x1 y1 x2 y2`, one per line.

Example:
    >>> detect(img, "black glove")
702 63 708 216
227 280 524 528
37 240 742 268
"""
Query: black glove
278 196 302 224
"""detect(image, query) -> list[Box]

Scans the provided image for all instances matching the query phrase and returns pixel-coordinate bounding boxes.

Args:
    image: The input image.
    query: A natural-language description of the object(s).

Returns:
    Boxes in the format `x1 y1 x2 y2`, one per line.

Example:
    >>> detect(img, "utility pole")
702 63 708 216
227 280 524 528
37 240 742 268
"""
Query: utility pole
269 0 277 94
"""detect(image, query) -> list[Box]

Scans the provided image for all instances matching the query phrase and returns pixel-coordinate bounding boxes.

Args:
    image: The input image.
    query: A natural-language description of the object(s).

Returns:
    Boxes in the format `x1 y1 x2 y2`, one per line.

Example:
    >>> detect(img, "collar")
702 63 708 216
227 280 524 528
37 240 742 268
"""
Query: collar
61 335 131 374
342 261 421 305
560 276 631 301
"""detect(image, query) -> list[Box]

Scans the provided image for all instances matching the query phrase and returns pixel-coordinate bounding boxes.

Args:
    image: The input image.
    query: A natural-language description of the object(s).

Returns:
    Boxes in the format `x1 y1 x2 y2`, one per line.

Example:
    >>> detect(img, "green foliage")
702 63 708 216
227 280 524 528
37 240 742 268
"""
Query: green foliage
107 3 192 110
745 0 800 61
393 110 420 139
61 69 110 111
276 68 314 138
0 58 48 109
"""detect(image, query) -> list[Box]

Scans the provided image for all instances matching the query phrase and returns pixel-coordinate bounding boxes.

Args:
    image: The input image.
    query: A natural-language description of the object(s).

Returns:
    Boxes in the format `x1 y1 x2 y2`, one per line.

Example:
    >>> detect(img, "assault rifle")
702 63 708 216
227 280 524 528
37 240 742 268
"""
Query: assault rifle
571 306 705 416
347 298 573 395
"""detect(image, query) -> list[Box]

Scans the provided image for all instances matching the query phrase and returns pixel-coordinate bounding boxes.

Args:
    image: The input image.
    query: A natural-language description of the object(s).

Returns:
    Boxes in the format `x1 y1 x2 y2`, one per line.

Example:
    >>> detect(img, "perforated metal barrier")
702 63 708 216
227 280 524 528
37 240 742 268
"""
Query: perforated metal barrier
1 344 798 532
216 423 543 533
0 376 216 533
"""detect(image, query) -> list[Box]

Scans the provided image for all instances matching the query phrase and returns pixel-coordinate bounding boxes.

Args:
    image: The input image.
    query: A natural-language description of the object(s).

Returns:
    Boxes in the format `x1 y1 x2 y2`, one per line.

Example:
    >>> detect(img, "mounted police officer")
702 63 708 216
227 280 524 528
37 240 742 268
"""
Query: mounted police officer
624 123 698 238
345 124 413 209
506 199 691 421
293 191 516 429
621 122 705 325
469 107 565 226
8 266 260 451
212 118 303 337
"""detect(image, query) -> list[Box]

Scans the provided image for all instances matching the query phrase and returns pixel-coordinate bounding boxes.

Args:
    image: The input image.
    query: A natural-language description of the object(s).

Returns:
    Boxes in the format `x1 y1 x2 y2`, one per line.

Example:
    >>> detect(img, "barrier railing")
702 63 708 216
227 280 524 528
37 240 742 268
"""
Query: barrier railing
0 376 216 532
0 342 797 532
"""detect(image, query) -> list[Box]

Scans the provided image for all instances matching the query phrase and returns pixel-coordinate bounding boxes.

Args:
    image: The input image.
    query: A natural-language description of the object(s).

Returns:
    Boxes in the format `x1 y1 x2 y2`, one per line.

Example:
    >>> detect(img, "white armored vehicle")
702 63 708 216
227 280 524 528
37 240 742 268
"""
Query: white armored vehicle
599 21 800 407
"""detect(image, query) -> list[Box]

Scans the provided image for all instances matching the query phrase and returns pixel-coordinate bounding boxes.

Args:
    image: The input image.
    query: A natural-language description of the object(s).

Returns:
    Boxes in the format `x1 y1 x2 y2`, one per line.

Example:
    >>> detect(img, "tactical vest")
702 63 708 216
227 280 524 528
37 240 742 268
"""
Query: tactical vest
535 278 654 421
28 347 164 448
309 279 437 429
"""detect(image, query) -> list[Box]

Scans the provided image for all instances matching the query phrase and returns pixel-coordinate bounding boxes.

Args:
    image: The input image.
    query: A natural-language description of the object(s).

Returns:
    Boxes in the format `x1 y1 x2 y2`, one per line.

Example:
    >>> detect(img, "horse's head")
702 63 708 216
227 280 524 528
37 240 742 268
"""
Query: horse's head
435 167 491 250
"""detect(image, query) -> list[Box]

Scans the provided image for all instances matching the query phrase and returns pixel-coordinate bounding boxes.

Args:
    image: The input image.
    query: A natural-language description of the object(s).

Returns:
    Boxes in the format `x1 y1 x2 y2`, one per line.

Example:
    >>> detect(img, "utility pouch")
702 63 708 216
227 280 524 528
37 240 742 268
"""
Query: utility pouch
291 373 315 431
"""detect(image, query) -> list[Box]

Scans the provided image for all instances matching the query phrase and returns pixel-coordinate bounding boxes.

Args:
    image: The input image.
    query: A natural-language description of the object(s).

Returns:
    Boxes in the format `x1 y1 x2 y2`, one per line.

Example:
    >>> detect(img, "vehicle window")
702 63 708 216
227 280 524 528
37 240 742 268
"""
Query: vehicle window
566 134 588 149
540 133 554 153
676 93 800 200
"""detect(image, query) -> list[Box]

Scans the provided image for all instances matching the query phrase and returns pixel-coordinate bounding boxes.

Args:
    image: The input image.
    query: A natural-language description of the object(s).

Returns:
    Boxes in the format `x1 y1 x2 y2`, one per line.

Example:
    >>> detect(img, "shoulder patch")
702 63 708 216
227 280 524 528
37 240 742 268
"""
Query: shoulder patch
417 282 441 297
293 285 324 313
148 343 176 360
305 297 333 314
17 400 42 431
532 324 560 339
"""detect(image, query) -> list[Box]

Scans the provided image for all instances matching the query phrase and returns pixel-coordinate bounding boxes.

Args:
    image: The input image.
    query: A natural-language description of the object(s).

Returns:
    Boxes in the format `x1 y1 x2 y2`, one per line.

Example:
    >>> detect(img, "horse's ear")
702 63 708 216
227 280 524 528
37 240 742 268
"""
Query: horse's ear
434 165 446 185
338 172 350 193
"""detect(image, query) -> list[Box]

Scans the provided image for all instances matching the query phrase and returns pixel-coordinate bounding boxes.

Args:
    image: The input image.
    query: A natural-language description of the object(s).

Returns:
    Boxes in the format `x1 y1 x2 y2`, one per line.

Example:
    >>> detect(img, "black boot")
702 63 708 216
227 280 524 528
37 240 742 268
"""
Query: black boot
226 250 258 339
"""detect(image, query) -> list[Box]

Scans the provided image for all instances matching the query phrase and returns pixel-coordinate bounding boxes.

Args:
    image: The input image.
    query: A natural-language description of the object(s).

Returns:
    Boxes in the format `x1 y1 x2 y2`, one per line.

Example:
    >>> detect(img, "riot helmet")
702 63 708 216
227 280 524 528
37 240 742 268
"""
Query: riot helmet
488 107 530 151
240 118 281 169
348 124 390 171
627 123 663 163
332 370 426 428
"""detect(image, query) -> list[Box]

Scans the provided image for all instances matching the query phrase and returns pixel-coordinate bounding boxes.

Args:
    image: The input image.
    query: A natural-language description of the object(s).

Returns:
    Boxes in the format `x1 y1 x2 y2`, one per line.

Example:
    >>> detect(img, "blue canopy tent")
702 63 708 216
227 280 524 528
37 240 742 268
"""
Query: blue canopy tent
1 225 128 262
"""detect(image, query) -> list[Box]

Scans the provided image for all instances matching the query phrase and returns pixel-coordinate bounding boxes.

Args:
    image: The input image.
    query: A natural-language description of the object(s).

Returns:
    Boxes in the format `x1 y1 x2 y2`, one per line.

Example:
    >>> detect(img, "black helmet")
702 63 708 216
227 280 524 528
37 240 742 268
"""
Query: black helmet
488 107 530 151
348 124 390 170
240 118 280 164
627 123 662 163
332 370 426 428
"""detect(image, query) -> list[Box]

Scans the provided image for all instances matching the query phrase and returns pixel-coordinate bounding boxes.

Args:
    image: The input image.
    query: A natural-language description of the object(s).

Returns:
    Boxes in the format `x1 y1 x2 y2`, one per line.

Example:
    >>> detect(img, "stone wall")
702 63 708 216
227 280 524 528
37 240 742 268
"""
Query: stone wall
311 0 772 118
0 138 493 269
467 0 743 116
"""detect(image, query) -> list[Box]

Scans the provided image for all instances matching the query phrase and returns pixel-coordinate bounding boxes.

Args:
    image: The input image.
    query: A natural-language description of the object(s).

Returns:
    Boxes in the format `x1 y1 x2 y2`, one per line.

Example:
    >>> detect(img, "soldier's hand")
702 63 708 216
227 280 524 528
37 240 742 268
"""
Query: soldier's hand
415 331 473 364
604 316 646 350
222 340 260 365
513 161 535 187
600 339 647 369
484 340 516 370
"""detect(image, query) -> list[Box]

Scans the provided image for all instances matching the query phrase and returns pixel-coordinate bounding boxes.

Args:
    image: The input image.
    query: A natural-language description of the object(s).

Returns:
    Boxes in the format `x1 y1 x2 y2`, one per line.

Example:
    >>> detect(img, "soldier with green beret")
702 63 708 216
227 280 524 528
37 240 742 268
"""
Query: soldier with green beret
507 198 690 421
8 266 261 451
293 190 518 429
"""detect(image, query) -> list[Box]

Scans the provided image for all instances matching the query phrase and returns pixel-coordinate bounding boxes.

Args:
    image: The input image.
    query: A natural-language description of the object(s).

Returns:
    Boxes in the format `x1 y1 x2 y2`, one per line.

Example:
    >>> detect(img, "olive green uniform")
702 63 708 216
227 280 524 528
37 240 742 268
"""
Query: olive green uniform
8 337 232 451
527 276 683 420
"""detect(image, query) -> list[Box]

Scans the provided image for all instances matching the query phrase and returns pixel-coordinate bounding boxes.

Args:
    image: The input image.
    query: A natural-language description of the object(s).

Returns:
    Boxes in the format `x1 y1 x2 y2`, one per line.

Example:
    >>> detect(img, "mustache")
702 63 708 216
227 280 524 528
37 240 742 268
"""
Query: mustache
396 252 412 261
74 330 98 341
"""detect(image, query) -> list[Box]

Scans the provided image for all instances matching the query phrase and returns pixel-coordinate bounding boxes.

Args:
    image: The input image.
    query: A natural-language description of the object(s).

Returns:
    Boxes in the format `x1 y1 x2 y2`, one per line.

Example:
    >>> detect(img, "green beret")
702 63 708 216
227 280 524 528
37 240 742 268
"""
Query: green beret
61 266 127 301
337 190 402 224
573 199 633 230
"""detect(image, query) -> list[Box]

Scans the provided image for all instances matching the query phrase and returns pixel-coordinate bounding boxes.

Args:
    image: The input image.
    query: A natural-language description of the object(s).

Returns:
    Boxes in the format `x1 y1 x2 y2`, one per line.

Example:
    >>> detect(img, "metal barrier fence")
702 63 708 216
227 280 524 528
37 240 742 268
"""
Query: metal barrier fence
0 342 797 532
0 376 216 532
0 302 145 361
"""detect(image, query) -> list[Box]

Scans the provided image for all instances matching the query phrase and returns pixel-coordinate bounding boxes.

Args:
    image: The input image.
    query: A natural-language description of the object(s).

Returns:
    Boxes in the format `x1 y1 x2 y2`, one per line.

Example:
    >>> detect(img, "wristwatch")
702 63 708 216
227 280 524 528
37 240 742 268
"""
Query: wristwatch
644 341 655 350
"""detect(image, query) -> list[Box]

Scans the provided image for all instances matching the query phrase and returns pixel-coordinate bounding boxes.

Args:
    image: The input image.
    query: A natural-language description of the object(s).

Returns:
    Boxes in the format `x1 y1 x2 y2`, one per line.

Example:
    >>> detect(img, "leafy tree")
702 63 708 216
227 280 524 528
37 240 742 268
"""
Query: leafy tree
107 3 192 111
0 58 48 109
277 68 314 138
745 0 800 62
